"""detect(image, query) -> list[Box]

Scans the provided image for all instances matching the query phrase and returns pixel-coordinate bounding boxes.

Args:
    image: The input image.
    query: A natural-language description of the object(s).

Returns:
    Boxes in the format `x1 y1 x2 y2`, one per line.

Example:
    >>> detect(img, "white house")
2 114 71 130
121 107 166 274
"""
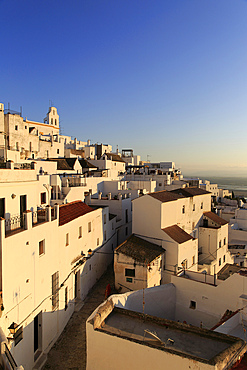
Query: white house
114 235 164 293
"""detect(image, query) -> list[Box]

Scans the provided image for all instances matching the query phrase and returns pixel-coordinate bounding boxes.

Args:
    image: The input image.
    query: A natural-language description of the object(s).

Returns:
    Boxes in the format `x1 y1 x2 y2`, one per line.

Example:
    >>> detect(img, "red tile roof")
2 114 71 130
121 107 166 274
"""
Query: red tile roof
162 225 193 244
171 187 211 197
148 190 184 203
204 211 228 226
59 201 94 226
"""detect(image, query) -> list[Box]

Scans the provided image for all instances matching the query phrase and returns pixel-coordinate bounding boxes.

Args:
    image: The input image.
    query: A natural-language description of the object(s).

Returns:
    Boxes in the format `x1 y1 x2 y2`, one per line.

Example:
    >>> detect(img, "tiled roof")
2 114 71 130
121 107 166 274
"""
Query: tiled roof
79 159 97 169
104 153 126 163
115 234 165 264
148 190 184 203
47 158 76 170
171 187 211 197
59 200 94 226
162 225 193 244
203 211 228 226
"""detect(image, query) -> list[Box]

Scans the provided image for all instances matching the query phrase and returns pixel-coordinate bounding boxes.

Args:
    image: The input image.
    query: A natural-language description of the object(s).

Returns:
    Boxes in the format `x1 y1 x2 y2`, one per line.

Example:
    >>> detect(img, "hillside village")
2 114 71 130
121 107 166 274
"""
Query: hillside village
0 104 247 369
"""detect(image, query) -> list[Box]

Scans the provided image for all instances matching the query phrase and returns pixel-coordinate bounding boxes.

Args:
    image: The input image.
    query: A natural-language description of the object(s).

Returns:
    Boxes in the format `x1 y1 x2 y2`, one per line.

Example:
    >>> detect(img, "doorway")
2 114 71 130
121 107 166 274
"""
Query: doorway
34 311 42 360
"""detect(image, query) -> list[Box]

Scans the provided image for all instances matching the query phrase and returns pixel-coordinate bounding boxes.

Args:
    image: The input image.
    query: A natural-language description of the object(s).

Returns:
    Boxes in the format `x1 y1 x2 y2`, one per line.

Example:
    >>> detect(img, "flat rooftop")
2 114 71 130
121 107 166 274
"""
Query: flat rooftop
96 307 245 365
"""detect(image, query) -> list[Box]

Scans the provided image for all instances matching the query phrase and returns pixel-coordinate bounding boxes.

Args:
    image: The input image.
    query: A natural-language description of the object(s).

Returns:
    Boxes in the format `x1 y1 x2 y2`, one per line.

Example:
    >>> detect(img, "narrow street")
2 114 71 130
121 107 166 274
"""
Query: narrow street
43 265 115 370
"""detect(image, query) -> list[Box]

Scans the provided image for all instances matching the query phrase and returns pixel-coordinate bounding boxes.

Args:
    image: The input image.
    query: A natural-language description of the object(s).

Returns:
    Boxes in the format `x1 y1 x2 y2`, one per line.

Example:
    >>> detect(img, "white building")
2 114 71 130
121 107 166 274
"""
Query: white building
86 289 246 370
0 164 117 369
114 235 164 293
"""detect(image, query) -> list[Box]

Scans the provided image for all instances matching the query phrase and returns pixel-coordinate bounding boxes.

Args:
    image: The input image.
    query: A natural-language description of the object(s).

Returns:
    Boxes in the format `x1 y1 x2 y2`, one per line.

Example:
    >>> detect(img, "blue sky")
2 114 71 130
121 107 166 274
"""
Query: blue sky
1 0 247 176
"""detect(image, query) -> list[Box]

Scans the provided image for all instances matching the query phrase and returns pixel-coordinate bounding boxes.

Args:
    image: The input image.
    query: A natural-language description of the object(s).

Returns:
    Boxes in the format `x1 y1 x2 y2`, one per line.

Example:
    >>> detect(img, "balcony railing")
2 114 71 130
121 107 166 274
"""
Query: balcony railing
14 163 32 170
5 215 24 236
32 208 47 226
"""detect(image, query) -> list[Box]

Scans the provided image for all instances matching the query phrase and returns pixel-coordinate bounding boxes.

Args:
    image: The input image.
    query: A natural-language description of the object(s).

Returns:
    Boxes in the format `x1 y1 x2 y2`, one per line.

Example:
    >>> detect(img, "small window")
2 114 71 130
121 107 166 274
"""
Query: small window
125 227 128 236
104 230 106 241
201 202 203 209
39 240 45 255
126 277 133 283
190 300 196 309
16 142 19 151
192 222 195 230
219 240 221 248
78 226 82 239
125 209 128 223
223 255 225 263
240 261 244 267
97 238 99 246
52 271 59 310
219 258 221 266
224 237 226 245
41 192 46 204
88 222 91 233
25 125 27 129
66 233 69 246
182 205 185 214
55 119 57 126
65 287 68 311
193 204 195 211
14 326 23 346
53 110 55 115
15 125 18 131
57 149 59 154
125 268 135 277
192 255 195 265
104 214 106 224
51 118 53 125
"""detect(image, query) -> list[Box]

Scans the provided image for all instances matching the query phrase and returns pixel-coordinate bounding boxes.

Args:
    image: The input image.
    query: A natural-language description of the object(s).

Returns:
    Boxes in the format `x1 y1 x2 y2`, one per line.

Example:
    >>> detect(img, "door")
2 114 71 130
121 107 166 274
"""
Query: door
34 311 42 356
74 271 80 299
0 198 5 218
20 195 27 227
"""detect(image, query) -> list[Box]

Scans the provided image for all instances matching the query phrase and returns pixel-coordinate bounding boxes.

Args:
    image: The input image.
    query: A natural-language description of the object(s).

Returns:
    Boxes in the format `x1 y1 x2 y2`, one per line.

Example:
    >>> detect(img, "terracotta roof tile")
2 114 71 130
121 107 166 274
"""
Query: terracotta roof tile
204 211 228 226
148 190 184 203
59 200 94 226
163 225 193 244
171 187 211 197
115 234 165 264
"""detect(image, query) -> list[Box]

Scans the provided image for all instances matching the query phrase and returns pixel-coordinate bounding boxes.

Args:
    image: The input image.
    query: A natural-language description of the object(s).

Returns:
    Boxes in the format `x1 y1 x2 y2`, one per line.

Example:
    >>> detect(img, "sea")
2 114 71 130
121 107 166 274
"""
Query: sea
184 176 247 198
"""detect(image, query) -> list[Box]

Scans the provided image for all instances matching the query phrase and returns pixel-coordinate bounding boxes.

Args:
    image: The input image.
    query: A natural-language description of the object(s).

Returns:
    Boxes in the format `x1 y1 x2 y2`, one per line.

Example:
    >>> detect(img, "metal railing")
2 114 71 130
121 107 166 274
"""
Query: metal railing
5 214 24 235
4 343 17 369
32 208 47 225
14 163 32 170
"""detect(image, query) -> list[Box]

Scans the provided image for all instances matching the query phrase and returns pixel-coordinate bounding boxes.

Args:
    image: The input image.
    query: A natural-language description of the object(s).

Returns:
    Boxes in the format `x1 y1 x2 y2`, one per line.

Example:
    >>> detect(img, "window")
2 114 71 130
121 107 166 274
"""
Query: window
14 326 23 346
201 202 203 209
192 222 195 230
16 142 19 151
51 118 53 125
53 110 55 115
224 237 226 245
104 214 106 224
97 238 99 246
240 261 244 267
219 240 221 248
29 142 32 152
78 226 82 239
65 287 68 311
66 233 69 246
126 277 133 283
182 205 185 214
219 258 221 266
41 192 46 204
57 149 59 154
55 119 57 126
125 227 128 236
39 240 45 255
104 230 106 241
125 209 128 223
125 268 135 277
223 255 225 263
88 222 91 233
192 255 195 265
190 300 196 309
15 125 18 130
25 125 27 129
52 272 59 310
193 204 195 211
